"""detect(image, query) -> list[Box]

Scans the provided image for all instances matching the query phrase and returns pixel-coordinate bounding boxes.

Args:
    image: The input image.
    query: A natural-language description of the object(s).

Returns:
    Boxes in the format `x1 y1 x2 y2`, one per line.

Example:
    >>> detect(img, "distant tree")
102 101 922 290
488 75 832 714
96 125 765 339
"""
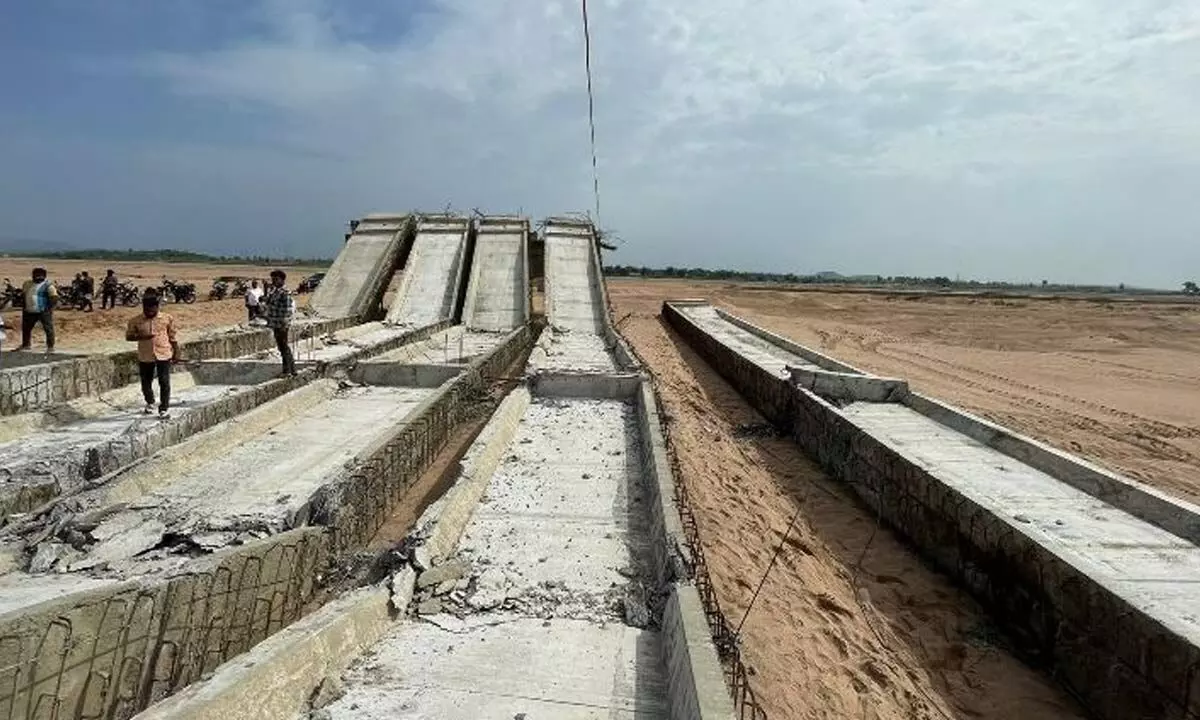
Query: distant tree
1184 281 1199 295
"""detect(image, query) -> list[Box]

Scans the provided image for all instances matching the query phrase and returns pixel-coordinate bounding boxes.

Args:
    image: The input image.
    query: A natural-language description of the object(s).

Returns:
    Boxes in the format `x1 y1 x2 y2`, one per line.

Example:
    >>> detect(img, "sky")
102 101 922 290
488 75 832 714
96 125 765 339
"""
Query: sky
2 0 1199 287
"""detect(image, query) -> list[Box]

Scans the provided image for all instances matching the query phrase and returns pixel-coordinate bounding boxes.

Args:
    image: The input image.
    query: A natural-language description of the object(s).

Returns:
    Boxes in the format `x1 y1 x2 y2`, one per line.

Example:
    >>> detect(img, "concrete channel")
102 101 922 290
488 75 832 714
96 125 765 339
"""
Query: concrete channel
125 222 734 720
461 215 531 332
664 300 1200 720
308 214 414 320
0 312 535 720
385 216 473 328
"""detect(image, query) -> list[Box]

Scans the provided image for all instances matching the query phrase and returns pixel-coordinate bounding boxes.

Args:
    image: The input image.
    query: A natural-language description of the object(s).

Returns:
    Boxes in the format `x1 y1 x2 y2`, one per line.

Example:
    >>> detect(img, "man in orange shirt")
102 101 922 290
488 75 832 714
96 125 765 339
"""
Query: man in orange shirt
125 289 180 418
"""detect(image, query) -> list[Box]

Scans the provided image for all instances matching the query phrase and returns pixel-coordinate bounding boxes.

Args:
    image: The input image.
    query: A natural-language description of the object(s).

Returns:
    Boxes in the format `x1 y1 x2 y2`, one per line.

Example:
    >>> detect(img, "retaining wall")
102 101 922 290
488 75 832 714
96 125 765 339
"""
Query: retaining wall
662 301 1200 720
0 317 357 417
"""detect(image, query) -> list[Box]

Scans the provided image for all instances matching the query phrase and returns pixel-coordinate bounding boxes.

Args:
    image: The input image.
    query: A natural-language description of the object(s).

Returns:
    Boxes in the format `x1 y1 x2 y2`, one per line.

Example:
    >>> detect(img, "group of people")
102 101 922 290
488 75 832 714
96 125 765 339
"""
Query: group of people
2 268 298 418
123 269 296 418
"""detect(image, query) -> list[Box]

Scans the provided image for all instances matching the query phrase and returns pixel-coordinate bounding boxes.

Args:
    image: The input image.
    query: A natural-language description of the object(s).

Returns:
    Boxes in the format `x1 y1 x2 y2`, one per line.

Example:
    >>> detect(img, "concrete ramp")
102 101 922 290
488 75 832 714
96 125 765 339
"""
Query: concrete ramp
386 216 472 328
309 214 413 320
543 217 607 333
461 216 530 331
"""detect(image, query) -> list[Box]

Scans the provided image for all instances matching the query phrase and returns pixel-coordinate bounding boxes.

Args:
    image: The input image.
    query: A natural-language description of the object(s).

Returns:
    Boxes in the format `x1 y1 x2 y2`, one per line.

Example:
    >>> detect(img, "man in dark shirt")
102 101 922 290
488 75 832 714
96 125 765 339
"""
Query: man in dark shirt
101 269 118 310
263 269 297 376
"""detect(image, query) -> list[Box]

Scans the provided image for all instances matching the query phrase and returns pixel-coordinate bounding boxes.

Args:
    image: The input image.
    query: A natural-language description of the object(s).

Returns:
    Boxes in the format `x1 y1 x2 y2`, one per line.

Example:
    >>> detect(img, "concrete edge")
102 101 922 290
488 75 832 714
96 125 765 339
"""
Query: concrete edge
709 304 865 375
131 581 401 720
530 371 643 399
0 526 332 719
412 387 532 563
788 366 910 403
904 391 1200 544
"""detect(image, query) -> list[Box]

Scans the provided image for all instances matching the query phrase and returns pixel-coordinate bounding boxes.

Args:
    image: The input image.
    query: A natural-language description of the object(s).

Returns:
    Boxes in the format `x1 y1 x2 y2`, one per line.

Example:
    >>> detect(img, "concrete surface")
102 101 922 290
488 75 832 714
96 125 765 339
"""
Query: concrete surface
366 325 507 366
323 396 671 719
247 321 425 366
386 218 471 327
544 225 606 334
462 217 529 331
528 326 620 373
845 400 1200 643
787 366 910 402
309 215 411 319
676 304 817 377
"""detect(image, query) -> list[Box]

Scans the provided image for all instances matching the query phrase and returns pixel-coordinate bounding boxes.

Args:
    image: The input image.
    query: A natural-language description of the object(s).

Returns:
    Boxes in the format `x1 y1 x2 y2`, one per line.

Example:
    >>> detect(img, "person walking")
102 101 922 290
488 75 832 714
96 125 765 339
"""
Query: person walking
263 270 296 377
80 271 95 312
245 279 263 323
20 268 57 352
125 290 179 419
101 269 118 309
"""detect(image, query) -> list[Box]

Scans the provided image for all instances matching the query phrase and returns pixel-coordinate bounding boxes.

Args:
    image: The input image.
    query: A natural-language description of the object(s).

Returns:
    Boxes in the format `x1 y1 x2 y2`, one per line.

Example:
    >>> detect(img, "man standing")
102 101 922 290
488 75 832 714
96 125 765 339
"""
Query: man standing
245 279 263 324
20 268 57 352
263 269 296 376
101 269 118 310
125 290 179 418
80 271 95 312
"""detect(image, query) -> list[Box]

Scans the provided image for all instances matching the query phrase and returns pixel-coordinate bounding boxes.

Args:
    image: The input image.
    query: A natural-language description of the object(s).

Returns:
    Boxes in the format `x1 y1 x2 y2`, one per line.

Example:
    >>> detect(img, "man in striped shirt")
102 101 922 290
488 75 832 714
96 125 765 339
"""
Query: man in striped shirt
263 269 297 376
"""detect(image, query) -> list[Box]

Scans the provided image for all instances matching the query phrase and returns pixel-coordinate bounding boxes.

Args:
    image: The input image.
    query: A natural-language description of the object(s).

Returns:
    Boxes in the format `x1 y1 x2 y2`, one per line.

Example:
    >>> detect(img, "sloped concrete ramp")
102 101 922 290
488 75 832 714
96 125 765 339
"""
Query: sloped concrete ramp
461 215 529 331
386 216 472 328
309 214 412 320
543 217 606 333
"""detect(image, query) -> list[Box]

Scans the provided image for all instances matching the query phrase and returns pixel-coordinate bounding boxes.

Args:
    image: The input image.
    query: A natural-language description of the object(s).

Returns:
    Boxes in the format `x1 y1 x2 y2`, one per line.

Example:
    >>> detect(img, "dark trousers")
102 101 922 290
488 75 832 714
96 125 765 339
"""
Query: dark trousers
273 327 295 374
139 360 172 411
20 311 54 350
247 305 259 323
101 290 117 309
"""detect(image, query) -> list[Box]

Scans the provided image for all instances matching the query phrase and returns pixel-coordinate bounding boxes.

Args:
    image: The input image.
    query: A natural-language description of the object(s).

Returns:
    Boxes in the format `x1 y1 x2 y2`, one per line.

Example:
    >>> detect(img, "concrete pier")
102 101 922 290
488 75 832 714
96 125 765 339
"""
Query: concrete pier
386 216 472 328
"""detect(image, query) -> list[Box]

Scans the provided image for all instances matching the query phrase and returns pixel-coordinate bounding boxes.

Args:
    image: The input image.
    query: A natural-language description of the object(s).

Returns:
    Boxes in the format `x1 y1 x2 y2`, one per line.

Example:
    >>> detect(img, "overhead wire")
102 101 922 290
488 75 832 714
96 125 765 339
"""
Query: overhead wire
580 0 602 229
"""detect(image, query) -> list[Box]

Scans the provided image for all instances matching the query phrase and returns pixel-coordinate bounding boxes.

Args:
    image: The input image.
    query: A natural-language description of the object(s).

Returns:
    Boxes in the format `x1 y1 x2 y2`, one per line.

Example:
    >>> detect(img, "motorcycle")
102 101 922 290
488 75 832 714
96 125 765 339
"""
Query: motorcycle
0 280 22 310
209 281 229 301
160 279 198 304
231 279 249 298
119 282 141 306
57 284 91 311
296 273 325 294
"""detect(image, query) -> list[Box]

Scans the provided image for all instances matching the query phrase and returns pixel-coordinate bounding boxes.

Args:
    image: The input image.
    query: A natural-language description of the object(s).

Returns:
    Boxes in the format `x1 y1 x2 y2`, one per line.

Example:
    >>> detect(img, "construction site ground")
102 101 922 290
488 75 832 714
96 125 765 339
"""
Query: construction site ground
608 278 1200 719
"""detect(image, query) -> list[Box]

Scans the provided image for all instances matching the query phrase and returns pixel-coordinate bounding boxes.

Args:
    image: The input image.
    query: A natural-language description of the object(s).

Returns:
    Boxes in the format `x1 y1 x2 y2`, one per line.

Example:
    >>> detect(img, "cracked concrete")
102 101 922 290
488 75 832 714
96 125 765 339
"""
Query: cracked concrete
319 396 670 719
386 219 470 328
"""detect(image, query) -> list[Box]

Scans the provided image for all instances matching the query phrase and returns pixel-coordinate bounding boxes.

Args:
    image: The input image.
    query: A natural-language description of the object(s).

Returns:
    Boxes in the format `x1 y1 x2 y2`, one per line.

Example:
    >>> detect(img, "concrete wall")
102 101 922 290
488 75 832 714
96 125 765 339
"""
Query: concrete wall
0 527 331 720
0 316 357 417
664 301 1200 720
309 214 413 320
461 217 530 331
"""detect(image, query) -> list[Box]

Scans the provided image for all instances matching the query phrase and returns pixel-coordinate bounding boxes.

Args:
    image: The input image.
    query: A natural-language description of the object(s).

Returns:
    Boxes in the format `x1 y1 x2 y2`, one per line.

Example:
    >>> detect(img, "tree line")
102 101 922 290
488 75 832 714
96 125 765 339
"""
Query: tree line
0 248 333 266
605 264 1199 295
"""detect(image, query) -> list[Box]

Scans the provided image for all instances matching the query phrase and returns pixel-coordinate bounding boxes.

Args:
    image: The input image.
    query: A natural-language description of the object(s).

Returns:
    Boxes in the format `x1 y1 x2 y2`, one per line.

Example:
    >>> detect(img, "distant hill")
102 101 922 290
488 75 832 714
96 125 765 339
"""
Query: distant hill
0 237 79 255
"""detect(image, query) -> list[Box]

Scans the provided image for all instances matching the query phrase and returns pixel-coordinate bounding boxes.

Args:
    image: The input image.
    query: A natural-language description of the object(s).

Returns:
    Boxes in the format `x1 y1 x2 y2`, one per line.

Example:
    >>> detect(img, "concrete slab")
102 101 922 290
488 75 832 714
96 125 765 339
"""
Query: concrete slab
386 221 470 327
529 328 619 374
310 228 408 320
246 321 419 366
677 304 817 377
367 326 506 366
544 230 605 334
462 222 528 331
323 617 667 719
844 401 1200 646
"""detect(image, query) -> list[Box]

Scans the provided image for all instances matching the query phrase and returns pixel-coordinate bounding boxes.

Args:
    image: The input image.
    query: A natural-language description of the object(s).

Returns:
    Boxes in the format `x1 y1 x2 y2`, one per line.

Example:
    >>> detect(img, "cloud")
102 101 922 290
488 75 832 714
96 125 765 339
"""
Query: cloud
4 0 1200 285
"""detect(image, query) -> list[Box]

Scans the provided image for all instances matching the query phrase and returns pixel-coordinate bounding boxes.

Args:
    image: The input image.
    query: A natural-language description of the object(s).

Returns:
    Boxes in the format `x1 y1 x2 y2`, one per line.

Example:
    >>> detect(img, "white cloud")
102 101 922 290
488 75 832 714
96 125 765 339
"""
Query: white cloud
8 0 1200 285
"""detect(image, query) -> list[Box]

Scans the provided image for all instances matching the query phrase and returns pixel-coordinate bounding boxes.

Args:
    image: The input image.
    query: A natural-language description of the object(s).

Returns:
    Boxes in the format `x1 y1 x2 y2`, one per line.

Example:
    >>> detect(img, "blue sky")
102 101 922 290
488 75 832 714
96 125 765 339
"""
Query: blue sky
3 0 1200 287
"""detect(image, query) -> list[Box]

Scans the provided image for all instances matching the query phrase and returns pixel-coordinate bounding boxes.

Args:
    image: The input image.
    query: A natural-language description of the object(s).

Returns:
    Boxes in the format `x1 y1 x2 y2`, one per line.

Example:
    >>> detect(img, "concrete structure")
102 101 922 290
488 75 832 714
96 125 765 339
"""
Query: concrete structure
461 215 530 331
0 318 537 720
386 215 473 328
664 300 1200 720
532 217 637 374
0 315 358 417
365 325 511 366
309 213 414 320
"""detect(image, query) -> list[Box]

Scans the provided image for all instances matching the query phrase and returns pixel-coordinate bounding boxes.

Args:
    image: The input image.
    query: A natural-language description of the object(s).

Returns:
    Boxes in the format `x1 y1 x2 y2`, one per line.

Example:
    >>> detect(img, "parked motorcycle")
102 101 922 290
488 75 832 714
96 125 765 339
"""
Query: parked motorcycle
296 273 325 294
0 279 22 310
209 280 229 301
118 282 141 306
160 279 198 304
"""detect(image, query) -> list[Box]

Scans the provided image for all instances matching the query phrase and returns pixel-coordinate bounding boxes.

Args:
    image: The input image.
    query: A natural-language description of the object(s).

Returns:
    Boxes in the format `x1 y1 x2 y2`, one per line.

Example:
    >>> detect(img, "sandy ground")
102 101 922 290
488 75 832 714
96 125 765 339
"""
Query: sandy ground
611 279 1200 507
0 258 323 353
608 278 1200 718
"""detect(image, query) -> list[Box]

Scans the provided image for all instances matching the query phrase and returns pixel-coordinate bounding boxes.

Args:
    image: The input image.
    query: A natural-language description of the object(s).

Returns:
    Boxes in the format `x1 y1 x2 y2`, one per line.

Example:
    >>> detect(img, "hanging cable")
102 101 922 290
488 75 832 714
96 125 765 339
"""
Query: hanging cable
580 0 602 228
